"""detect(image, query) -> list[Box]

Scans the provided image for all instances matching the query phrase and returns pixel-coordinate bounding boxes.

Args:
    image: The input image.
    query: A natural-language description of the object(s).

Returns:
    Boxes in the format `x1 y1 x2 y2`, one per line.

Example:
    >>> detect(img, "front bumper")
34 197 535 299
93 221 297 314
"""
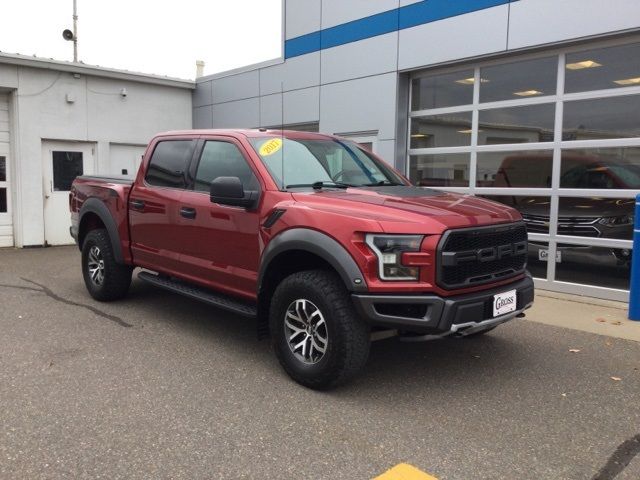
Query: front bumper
352 274 534 335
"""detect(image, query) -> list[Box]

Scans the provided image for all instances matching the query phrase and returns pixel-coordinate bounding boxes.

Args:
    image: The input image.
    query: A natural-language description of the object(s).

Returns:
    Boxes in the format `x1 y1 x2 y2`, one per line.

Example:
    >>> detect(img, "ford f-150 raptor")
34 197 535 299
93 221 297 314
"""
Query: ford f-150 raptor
70 129 534 389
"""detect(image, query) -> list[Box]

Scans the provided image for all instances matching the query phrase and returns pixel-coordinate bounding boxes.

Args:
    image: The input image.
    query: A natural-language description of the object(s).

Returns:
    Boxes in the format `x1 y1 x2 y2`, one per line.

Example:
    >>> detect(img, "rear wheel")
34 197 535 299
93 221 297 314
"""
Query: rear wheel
81 229 132 301
270 270 370 390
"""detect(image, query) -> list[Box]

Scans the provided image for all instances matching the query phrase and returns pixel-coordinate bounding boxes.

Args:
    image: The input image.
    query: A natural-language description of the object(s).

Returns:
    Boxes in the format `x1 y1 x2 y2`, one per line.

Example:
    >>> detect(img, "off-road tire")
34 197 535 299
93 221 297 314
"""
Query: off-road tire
270 270 370 390
81 229 133 301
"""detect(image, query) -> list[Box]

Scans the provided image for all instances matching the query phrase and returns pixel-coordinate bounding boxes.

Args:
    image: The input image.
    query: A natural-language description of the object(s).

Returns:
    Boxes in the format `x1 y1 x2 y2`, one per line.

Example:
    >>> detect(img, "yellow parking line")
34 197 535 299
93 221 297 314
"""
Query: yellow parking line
373 463 439 480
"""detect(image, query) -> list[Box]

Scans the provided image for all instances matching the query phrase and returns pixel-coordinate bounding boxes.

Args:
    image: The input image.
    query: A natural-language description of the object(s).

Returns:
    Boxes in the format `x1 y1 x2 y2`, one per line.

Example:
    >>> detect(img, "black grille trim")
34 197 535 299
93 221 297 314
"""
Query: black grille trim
437 221 528 290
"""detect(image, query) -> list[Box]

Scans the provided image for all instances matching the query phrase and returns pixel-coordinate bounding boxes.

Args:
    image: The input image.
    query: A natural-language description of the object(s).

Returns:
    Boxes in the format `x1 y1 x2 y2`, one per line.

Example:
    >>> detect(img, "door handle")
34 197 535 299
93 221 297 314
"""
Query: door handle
130 199 145 210
180 207 196 219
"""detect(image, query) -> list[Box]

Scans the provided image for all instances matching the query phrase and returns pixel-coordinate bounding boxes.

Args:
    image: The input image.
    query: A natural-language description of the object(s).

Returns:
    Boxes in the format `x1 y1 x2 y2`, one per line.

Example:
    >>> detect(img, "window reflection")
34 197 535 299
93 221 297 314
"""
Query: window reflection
560 148 640 189
477 150 553 187
409 153 469 187
478 103 555 145
555 245 631 290
480 56 558 103
0 188 5 213
411 70 474 111
565 43 640 93
0 156 5 182
410 112 472 148
563 95 640 140
555 197 635 240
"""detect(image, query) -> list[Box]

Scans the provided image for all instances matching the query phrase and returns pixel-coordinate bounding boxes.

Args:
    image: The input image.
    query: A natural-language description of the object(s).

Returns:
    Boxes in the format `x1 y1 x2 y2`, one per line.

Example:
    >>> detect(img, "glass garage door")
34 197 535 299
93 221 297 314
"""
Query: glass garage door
408 39 640 301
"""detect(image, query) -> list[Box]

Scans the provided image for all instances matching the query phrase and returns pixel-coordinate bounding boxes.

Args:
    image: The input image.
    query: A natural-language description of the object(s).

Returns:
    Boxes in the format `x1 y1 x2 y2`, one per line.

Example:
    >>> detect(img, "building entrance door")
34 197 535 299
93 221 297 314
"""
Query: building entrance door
42 141 95 245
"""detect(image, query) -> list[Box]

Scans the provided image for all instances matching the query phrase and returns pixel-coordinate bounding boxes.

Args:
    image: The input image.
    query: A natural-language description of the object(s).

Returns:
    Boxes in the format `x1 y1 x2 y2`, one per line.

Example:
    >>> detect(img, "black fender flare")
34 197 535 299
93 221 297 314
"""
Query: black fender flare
258 228 368 293
78 198 125 263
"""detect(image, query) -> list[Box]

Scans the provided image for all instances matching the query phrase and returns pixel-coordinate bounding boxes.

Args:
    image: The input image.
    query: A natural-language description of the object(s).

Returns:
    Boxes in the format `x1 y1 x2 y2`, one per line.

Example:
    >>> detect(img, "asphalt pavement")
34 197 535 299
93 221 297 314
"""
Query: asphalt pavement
1 246 639 480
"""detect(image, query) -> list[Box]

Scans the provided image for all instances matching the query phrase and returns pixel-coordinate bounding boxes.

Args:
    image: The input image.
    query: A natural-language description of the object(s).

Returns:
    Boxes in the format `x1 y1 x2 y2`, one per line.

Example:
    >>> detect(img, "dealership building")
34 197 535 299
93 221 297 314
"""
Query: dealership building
192 0 640 302
1 0 639 302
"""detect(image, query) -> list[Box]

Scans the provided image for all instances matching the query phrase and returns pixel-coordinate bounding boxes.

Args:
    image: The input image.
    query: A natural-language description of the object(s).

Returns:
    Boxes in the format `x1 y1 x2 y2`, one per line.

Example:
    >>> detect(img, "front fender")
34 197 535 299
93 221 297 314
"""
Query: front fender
258 228 368 293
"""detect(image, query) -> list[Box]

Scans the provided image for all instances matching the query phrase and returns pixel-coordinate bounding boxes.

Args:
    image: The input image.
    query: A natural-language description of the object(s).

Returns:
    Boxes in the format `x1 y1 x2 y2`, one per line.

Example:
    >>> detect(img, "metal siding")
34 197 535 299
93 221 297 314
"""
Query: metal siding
260 87 320 128
285 0 321 40
398 5 509 70
212 70 260 104
284 87 320 125
508 0 640 50
192 80 213 108
320 73 397 141
321 32 398 84
211 98 260 129
321 0 399 30
193 105 213 129
259 52 321 96
285 0 514 58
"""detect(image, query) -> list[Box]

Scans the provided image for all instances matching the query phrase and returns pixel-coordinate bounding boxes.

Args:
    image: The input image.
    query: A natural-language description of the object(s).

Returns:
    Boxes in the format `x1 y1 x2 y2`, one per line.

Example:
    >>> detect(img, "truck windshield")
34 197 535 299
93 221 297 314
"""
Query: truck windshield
248 137 405 189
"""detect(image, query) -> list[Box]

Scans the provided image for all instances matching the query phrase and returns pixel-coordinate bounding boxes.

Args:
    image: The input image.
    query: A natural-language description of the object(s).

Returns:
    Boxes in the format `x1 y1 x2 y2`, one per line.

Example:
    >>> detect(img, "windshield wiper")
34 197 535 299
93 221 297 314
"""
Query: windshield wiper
285 181 354 190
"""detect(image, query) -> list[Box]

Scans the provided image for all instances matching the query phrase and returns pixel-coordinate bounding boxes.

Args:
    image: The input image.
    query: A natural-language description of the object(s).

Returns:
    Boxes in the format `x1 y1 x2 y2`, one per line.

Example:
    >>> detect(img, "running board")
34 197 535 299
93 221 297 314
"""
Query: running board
138 271 257 318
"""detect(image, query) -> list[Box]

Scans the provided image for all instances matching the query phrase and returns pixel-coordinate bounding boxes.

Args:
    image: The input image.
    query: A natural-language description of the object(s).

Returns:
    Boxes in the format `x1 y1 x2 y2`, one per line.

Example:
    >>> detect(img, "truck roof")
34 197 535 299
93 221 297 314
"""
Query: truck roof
154 129 339 141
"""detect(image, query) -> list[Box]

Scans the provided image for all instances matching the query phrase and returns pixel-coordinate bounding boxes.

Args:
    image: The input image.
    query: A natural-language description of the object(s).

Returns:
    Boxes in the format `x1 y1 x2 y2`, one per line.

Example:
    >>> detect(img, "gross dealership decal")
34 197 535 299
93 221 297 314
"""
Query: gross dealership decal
259 138 283 156
493 289 517 317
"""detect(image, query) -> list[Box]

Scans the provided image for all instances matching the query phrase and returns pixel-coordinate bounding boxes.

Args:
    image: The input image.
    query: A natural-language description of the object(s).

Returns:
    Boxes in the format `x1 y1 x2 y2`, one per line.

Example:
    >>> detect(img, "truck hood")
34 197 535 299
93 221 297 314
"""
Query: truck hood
291 186 521 233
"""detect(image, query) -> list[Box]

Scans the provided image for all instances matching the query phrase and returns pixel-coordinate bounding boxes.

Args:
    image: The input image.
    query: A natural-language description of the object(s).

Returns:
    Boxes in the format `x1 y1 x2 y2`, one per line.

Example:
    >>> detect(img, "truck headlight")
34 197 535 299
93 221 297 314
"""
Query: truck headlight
365 234 424 281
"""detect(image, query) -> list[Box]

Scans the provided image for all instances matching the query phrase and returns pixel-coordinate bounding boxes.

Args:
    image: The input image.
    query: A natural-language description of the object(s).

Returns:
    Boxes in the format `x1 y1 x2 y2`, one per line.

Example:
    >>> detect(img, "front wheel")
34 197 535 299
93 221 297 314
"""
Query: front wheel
270 270 370 390
81 229 133 301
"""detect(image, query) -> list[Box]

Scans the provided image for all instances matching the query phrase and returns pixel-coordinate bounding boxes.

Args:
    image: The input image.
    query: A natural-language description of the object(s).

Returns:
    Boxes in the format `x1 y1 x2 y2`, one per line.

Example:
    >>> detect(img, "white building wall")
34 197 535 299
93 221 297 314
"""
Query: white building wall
0 62 192 247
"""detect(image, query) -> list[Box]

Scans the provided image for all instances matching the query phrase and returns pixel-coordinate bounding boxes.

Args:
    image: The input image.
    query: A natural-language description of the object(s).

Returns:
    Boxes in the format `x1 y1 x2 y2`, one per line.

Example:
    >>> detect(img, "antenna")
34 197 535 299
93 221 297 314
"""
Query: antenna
281 81 285 189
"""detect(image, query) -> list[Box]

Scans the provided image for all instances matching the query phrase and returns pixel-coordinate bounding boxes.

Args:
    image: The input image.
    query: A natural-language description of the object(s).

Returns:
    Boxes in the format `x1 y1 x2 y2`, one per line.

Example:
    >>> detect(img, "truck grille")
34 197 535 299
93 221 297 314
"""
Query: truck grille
437 222 528 289
521 213 601 237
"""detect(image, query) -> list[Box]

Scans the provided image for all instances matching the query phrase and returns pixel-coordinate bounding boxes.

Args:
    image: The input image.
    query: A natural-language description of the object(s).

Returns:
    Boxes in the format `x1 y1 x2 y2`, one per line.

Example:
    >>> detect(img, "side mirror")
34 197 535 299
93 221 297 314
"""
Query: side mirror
210 176 259 209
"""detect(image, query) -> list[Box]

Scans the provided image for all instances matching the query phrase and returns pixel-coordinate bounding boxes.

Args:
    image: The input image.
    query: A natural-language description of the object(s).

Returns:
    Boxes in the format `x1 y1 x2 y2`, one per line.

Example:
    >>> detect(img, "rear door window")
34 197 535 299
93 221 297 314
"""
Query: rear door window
145 140 196 189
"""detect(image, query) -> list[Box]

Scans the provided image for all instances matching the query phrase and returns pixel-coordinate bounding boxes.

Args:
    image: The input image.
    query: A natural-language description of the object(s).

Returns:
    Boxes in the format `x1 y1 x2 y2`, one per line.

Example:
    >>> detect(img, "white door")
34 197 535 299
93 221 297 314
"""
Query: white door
109 143 146 177
42 141 95 245
0 93 12 247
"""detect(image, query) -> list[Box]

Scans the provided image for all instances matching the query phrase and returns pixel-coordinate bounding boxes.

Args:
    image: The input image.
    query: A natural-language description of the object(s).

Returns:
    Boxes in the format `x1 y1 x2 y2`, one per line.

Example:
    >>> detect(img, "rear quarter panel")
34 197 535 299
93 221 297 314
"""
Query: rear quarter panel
71 178 133 263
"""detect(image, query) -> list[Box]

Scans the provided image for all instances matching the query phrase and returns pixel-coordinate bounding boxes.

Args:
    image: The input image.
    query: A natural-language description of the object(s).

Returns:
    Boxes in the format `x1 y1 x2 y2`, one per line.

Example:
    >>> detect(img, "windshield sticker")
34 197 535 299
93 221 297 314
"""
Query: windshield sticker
259 138 283 156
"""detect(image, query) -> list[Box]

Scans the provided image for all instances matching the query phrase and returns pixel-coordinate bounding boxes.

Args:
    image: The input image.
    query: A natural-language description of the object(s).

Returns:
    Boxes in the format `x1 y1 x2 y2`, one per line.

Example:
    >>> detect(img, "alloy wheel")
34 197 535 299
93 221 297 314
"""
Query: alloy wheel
87 245 105 286
284 299 328 364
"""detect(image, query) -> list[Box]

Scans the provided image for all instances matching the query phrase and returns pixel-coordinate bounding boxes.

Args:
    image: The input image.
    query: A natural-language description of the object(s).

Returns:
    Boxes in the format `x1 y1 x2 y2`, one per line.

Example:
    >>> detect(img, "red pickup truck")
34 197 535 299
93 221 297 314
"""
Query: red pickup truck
70 129 533 389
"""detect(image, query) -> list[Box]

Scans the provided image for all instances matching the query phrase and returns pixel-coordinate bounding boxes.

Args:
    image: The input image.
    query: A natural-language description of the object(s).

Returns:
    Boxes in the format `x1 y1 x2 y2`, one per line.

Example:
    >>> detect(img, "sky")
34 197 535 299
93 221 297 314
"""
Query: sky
0 0 283 80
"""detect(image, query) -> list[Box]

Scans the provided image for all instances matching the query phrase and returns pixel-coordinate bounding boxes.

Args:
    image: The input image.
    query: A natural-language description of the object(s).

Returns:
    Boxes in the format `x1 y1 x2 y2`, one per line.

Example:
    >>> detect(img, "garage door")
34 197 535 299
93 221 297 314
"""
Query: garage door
109 143 146 177
0 93 12 247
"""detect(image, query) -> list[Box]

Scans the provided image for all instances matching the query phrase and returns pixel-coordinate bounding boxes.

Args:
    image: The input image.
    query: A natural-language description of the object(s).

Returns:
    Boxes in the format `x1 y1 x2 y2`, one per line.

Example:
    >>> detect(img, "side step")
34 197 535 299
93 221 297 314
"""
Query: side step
138 271 257 318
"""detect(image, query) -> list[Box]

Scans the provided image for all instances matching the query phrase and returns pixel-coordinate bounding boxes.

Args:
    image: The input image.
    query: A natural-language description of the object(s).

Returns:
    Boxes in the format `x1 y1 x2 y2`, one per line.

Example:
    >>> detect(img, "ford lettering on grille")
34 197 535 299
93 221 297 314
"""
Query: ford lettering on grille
442 240 528 266
437 222 528 289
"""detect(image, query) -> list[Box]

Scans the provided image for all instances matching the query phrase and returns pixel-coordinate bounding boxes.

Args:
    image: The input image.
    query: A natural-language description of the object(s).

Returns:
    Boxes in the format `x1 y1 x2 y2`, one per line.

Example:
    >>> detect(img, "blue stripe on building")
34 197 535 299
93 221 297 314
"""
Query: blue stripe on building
284 0 516 59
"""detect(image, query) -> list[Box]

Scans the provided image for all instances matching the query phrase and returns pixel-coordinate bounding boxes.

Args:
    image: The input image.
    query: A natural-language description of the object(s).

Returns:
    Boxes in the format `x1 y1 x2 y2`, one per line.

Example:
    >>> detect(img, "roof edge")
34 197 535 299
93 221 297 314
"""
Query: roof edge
0 52 195 89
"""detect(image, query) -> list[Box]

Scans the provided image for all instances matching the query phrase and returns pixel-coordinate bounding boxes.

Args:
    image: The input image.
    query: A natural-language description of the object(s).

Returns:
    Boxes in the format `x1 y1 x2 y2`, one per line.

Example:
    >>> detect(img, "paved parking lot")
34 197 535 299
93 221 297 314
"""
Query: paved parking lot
1 246 640 479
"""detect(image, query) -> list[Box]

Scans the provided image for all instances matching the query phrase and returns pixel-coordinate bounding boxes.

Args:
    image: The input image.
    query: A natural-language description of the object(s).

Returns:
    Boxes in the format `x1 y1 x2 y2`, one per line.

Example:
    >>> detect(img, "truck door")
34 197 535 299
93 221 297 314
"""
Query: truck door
178 138 262 299
128 139 197 275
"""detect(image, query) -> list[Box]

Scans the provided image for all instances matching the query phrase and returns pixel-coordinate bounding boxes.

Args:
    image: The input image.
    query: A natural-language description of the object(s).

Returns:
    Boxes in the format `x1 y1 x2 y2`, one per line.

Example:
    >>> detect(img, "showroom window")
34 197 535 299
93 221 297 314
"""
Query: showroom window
408 39 640 301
